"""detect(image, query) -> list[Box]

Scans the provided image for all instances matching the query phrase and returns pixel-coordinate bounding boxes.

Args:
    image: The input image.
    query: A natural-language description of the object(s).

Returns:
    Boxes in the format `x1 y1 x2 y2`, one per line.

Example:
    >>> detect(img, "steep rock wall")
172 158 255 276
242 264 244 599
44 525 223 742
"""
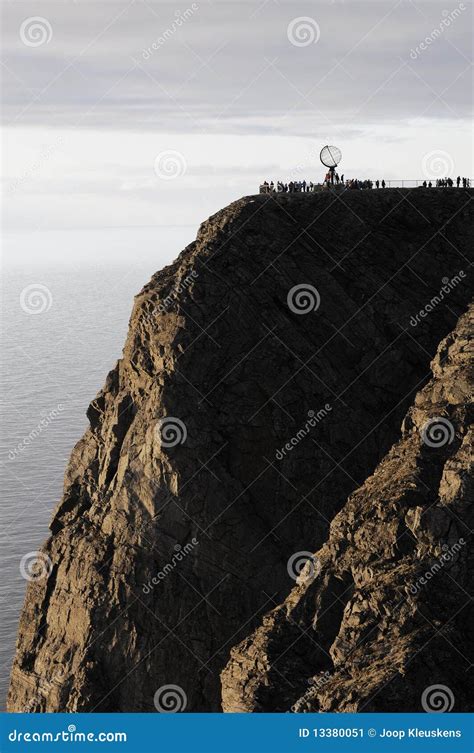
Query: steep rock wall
8 189 473 712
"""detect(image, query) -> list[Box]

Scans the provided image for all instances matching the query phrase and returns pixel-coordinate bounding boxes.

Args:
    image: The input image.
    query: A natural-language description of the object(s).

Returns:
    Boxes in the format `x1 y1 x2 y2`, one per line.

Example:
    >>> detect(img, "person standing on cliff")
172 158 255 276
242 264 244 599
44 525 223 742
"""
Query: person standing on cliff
381 179 386 188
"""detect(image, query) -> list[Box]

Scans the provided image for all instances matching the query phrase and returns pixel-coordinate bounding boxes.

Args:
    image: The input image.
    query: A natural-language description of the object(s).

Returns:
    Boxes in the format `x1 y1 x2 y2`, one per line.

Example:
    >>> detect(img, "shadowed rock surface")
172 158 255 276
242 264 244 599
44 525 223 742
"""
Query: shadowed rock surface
221 305 473 712
8 189 473 712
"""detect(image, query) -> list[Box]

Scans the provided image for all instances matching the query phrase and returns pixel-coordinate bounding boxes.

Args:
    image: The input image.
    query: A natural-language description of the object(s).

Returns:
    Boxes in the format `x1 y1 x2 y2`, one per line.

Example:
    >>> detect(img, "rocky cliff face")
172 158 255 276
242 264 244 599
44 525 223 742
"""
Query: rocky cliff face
8 189 473 713
221 305 473 712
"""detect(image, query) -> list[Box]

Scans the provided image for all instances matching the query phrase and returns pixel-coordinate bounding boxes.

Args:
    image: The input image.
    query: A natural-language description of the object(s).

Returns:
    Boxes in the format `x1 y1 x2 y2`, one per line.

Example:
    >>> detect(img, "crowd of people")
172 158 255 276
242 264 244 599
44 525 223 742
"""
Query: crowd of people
261 180 315 193
429 177 471 188
260 176 383 192
260 174 471 193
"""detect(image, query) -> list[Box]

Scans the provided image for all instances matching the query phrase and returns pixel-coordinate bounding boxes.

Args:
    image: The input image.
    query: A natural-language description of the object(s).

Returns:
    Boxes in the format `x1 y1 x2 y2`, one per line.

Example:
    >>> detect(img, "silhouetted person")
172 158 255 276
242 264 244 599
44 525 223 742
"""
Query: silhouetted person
381 179 386 188
457 176 461 187
423 180 427 188
428 181 432 188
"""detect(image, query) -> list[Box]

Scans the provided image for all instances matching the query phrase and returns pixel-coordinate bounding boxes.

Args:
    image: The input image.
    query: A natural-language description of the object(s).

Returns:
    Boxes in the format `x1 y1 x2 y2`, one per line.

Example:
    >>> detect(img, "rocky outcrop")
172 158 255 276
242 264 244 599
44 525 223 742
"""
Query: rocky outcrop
221 305 473 712
8 189 473 712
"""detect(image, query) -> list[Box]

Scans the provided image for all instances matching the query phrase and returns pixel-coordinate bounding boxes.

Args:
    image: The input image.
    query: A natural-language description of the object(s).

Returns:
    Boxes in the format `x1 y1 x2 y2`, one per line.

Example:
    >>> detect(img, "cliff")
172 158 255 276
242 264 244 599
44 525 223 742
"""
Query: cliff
221 305 473 712
8 188 473 712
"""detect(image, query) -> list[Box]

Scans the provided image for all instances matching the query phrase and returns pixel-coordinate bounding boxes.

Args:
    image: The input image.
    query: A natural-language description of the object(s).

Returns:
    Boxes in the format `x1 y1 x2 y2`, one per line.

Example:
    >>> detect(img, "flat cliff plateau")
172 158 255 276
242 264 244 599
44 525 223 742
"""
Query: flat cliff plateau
8 188 473 712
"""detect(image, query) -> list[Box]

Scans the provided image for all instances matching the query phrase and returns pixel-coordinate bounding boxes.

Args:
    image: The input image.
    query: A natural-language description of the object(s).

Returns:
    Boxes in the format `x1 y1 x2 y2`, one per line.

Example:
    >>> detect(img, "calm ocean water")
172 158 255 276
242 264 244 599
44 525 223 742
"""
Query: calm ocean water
0 227 194 708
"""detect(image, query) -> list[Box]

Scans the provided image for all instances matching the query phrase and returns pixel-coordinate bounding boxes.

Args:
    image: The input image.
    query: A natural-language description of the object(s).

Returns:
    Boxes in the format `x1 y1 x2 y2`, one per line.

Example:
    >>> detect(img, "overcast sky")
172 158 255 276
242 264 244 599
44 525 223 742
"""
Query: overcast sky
1 0 472 258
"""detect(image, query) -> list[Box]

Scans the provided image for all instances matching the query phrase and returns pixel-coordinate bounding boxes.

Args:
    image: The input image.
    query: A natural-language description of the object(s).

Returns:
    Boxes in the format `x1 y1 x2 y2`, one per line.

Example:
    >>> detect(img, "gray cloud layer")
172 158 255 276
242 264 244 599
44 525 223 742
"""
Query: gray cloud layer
2 0 472 133
2 0 472 239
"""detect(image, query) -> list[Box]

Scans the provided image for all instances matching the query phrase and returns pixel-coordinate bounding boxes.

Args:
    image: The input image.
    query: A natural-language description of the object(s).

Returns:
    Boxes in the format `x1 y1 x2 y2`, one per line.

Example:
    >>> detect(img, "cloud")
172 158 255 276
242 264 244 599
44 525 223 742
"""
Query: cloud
2 0 472 131
1 0 472 241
